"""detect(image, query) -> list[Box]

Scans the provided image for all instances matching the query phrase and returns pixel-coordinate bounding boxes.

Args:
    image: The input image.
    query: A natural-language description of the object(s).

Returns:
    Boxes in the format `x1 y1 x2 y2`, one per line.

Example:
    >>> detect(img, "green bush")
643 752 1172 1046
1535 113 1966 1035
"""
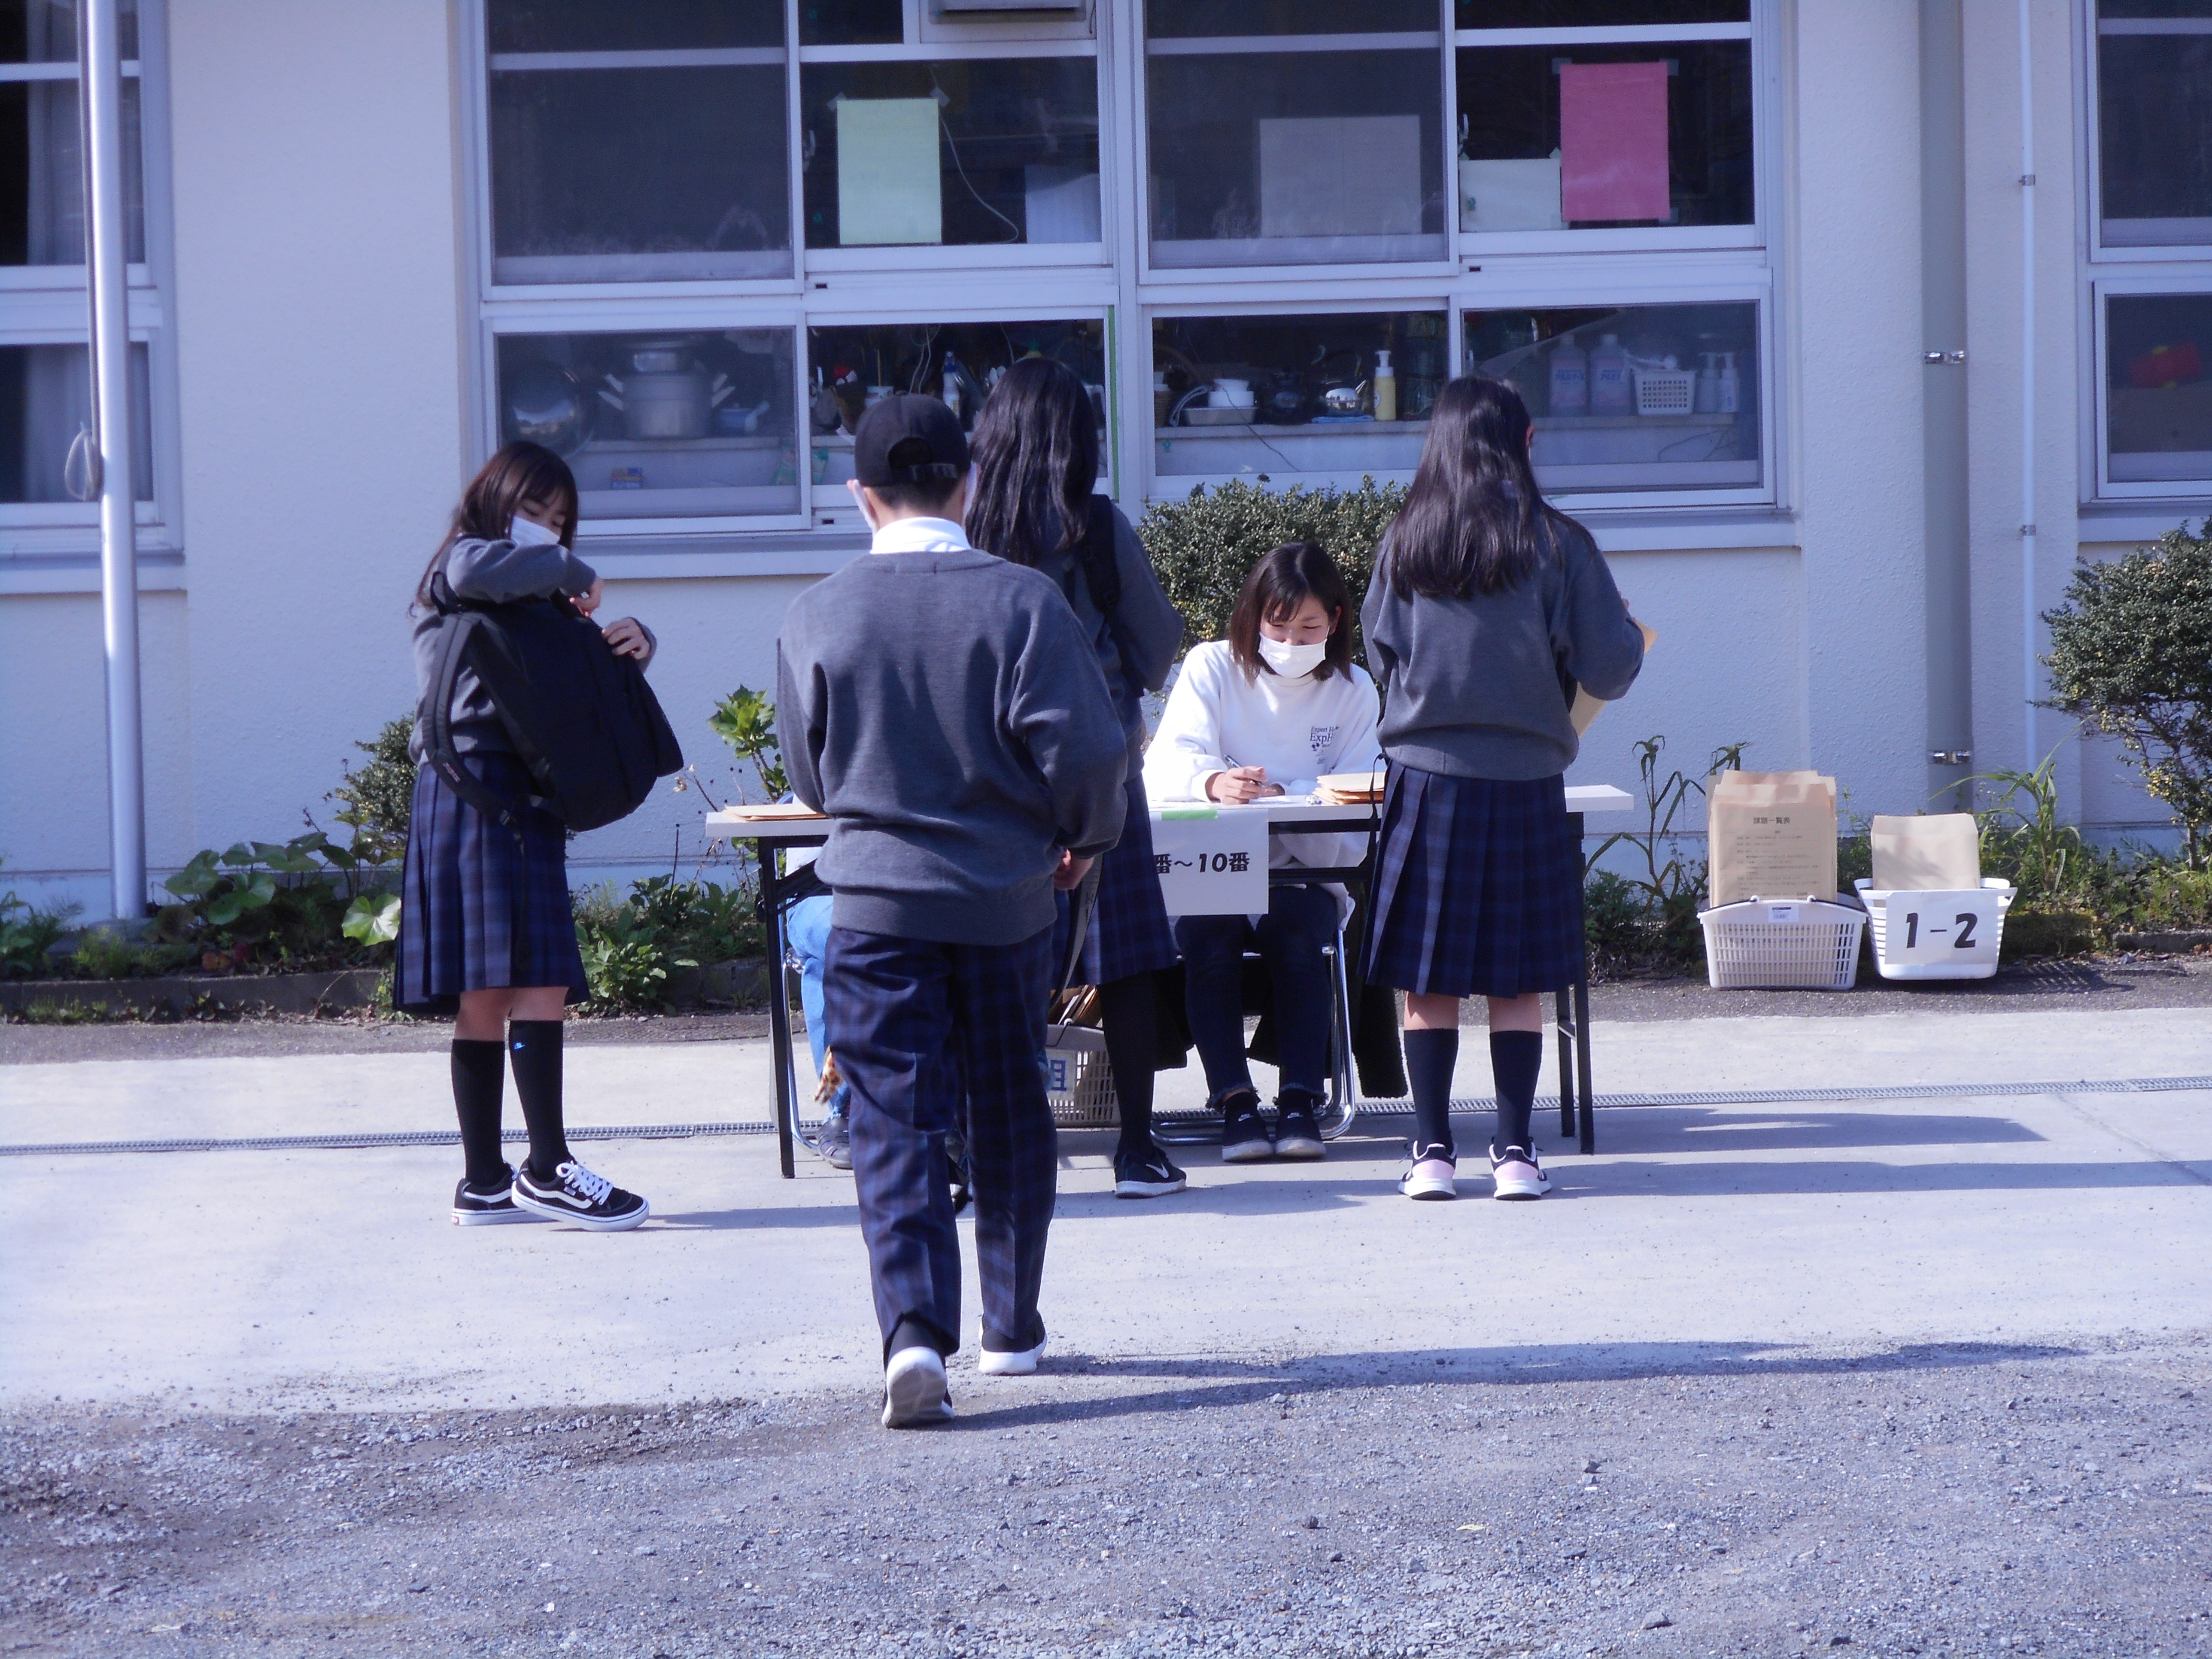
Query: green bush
1 872 77 980
1136 477 1407 662
329 717 417 867
574 876 764 1014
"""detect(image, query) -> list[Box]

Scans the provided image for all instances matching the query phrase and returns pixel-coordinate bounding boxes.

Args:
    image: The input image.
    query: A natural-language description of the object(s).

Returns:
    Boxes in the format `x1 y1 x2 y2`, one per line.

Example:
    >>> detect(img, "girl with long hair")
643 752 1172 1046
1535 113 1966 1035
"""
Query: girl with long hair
1361 377 1645 1201
1143 542 1380 1161
968 359 1190 1200
397 440 657 1231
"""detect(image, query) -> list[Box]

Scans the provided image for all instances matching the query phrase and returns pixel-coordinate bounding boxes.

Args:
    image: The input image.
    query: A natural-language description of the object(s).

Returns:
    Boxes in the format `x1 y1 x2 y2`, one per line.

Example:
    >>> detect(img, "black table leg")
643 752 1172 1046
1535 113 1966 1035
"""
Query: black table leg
754 840 797 1181
1555 985 1576 1138
1568 809 1595 1154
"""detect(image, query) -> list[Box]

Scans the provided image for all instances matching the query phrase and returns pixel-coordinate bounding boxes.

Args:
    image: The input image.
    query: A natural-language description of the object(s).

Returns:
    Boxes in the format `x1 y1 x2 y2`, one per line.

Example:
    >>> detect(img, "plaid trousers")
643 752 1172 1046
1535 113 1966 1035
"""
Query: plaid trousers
823 923 1058 1361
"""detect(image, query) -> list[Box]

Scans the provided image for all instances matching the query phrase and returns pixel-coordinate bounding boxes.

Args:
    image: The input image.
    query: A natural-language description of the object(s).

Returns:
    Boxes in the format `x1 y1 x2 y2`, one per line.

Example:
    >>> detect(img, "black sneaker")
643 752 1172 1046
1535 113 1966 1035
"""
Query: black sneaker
511 1160 650 1231
1219 1092 1272 1164
1273 1095 1326 1161
450 1164 538 1227
1114 1140 1188 1199
814 1111 853 1171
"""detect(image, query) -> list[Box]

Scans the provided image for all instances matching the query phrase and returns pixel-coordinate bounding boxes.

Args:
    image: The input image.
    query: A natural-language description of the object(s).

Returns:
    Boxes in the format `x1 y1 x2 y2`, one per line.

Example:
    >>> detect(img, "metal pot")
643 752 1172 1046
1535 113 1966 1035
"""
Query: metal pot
598 367 734 441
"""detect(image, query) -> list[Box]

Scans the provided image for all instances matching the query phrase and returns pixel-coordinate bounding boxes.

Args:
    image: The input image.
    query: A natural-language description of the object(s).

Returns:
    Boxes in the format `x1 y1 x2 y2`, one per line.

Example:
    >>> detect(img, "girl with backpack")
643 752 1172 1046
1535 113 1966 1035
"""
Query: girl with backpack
968 359 1190 1201
397 440 656 1231
1361 377 1645 1202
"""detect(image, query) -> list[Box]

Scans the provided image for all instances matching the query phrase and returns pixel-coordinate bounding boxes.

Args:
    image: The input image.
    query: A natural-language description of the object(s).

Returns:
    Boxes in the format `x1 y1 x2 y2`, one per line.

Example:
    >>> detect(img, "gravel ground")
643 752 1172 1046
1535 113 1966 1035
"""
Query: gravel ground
4 1337 2208 1659
4 958 2209 1066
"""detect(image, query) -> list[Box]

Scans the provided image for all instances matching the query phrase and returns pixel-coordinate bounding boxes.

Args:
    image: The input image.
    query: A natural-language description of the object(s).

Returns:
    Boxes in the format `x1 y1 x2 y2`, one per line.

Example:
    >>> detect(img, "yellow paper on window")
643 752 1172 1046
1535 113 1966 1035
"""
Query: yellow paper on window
837 97 942 246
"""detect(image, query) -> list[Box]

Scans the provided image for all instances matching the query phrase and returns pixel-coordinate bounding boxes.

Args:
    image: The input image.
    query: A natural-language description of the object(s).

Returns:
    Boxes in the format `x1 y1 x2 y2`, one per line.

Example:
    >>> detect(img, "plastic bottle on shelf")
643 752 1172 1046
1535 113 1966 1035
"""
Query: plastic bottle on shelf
1716 351 1741 415
1549 334 1588 416
1589 333 1632 414
1373 349 1397 422
941 350 987 426
1695 352 1721 414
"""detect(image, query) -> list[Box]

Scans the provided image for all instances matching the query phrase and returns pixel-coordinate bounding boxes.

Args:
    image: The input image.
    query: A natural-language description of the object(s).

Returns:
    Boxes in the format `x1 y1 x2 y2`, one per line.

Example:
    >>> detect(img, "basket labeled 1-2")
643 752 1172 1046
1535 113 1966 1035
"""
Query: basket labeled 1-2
1856 879 2015 981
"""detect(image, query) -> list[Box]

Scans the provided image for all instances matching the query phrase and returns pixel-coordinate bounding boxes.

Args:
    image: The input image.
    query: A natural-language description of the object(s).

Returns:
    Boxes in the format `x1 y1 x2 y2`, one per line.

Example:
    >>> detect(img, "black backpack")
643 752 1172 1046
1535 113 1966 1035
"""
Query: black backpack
419 577 684 834
1071 494 1142 686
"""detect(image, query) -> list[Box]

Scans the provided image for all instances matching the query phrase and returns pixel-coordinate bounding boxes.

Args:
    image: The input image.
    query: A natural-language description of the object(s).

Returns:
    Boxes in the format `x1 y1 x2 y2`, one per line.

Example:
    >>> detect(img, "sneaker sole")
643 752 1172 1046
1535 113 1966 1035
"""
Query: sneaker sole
510 1190 652 1231
450 1205 541 1226
1492 1179 1551 1201
1115 1176 1187 1199
978 1344 1045 1376
882 1352 954 1427
1401 1178 1458 1201
1273 1138 1325 1161
1220 1141 1273 1164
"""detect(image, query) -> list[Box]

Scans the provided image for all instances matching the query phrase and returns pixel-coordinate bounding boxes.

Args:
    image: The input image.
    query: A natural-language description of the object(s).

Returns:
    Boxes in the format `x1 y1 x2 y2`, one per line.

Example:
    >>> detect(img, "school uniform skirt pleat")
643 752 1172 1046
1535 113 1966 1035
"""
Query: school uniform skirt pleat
1361 763 1584 1000
1054 768 1179 988
393 751 589 1016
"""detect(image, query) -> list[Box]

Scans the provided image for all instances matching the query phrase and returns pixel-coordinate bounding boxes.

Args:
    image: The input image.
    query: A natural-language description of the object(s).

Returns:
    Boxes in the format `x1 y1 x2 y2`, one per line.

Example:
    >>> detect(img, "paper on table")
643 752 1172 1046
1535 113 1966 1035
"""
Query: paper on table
1871 814 1981 890
1559 61 1671 223
837 97 942 246
1569 620 1658 735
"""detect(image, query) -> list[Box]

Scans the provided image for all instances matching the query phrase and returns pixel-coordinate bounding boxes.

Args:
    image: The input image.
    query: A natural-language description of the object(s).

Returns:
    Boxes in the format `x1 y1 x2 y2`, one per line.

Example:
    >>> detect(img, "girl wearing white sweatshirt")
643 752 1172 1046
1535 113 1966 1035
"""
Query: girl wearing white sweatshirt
1142 544 1381 1163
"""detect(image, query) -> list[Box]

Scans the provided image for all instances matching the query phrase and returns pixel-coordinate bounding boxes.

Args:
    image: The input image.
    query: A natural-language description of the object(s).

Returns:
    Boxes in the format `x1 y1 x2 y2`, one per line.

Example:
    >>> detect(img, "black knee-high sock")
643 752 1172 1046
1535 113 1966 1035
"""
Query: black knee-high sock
1099 975 1158 1158
1489 1030 1545 1154
506 1020 571 1179
450 1039 507 1188
1401 1027 1459 1158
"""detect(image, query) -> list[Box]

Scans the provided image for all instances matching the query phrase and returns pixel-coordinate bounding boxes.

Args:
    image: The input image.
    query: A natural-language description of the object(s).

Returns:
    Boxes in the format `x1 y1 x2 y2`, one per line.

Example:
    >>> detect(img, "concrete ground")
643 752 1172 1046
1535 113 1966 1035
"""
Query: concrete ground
3 1000 2209 1656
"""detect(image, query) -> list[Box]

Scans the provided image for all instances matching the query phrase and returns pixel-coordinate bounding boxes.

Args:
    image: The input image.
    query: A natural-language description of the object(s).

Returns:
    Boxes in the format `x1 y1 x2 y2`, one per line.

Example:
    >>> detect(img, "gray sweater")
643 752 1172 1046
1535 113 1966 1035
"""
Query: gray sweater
408 535 653 757
1360 516 1644 781
1024 503 1185 767
777 547 1130 945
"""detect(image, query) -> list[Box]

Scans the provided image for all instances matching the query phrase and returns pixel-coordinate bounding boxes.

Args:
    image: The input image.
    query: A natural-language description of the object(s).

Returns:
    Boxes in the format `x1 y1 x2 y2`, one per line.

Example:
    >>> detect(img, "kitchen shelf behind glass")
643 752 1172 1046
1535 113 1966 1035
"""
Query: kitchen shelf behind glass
1152 419 1429 478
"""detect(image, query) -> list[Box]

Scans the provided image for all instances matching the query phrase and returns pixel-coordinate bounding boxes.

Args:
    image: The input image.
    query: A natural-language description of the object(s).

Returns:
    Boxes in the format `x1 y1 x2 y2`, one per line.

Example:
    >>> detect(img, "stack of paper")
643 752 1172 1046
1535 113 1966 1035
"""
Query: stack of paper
1316 770 1385 805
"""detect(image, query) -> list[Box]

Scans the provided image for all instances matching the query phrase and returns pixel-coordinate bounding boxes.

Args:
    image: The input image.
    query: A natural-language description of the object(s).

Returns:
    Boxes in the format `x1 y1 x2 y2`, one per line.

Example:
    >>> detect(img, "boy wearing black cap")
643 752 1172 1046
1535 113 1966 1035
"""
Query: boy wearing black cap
777 395 1129 1428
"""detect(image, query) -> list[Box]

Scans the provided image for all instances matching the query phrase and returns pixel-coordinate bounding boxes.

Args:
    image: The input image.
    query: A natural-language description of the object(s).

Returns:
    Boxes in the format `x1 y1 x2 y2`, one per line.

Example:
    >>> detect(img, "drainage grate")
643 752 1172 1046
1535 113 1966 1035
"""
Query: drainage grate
5 1075 2208 1158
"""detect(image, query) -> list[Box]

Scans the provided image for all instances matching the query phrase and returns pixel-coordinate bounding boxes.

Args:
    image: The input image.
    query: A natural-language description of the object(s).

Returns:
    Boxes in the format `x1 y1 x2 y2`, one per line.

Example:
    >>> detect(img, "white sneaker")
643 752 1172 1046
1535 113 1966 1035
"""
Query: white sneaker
881 1346 955 1428
1399 1143 1458 1201
1489 1143 1553 1201
978 1324 1046 1376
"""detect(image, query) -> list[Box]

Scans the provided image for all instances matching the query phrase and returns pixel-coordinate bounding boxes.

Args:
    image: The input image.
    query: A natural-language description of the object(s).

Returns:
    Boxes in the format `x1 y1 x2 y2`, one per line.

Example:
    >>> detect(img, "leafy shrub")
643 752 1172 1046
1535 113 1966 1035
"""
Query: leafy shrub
574 876 764 1013
1136 477 1407 662
147 832 395 975
2044 525 2212 867
0 872 76 980
708 687 789 801
329 717 417 866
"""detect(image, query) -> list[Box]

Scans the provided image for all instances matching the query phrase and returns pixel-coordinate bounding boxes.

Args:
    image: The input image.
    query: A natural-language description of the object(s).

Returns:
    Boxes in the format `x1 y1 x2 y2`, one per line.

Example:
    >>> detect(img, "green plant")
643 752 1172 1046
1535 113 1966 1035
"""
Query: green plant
572 875 763 1013
2044 524 2212 867
1965 747 2090 909
0 870 76 980
342 892 402 945
328 717 418 867
148 832 395 974
1136 477 1407 663
709 687 789 801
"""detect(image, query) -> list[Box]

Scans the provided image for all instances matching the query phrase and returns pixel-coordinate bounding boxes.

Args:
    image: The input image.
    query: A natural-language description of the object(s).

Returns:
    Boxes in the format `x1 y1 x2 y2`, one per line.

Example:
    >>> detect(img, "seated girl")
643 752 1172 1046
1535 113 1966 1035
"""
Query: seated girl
1142 542 1381 1164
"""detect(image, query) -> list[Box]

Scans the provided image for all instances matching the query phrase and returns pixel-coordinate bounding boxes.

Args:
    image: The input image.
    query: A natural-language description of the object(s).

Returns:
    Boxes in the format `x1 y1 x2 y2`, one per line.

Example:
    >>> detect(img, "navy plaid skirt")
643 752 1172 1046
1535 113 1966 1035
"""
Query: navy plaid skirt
393 751 589 1016
1053 770 1179 989
1362 764 1584 999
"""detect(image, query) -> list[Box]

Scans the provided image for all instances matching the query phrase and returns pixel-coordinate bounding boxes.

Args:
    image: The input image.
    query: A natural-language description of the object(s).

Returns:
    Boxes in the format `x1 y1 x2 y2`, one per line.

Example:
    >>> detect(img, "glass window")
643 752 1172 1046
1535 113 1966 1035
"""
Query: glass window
803 318 1107 488
1145 3 1446 269
1454 42 1752 234
1152 310 1446 480
485 0 791 283
0 0 145 265
0 340 150 503
799 59 1101 251
2106 292 2212 485
1456 2 1745 23
799 0 902 47
1463 300 1759 494
495 328 799 523
2096 2 2212 249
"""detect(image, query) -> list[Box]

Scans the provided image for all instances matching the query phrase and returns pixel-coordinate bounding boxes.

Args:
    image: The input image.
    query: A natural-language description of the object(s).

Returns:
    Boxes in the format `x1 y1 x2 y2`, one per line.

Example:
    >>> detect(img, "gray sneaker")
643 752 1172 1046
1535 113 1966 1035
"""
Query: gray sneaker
815 1111 853 1170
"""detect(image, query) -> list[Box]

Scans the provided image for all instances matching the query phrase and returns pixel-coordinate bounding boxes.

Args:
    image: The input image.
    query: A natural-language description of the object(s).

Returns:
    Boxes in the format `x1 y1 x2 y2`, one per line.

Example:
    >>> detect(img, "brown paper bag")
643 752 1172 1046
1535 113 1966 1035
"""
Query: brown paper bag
1569 621 1659 736
1870 813 1980 890
1706 770 1838 905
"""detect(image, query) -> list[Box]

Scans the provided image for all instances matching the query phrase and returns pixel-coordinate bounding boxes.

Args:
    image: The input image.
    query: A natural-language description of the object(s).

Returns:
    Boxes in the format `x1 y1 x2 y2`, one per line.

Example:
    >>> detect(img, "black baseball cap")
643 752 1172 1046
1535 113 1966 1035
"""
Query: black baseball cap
852 394 969 488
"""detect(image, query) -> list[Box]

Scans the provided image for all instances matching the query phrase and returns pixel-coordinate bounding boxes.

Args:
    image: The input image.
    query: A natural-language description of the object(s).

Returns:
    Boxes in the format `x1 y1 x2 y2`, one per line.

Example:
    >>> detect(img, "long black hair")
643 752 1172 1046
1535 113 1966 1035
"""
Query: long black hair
414 441 578 610
1376 375 1569 599
1228 542 1355 683
965 357 1099 569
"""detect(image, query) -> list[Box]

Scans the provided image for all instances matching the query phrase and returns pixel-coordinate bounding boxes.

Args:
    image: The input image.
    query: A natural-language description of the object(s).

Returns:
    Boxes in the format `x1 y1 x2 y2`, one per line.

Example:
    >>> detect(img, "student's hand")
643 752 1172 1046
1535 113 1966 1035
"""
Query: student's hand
1208 766 1282 804
602 617 650 659
572 577 605 618
1053 851 1093 891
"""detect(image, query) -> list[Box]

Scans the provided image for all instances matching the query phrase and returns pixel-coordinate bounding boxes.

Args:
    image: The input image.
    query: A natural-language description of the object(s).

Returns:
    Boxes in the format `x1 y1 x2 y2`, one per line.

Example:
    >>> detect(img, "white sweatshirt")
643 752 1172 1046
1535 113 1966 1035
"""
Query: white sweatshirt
1142 639 1382 874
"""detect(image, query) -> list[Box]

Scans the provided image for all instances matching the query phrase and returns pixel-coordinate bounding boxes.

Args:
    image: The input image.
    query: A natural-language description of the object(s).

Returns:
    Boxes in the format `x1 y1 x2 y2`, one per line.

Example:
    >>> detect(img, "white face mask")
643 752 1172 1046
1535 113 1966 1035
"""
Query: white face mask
509 513 563 549
1257 635 1328 679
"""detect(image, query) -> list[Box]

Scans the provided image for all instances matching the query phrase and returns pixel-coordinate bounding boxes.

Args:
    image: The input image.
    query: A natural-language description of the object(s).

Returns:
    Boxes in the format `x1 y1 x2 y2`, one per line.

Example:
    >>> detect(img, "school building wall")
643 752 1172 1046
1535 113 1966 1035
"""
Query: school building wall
0 1 2181 922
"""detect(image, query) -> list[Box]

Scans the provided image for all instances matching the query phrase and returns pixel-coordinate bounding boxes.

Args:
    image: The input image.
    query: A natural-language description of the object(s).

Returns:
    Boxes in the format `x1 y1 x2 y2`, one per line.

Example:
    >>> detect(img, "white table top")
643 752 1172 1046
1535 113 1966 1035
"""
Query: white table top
705 784 1632 844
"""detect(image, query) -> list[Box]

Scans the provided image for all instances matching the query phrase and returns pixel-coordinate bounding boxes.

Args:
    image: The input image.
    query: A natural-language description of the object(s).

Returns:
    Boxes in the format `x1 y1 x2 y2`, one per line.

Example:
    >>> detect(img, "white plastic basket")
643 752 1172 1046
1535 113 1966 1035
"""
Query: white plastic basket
1633 368 1697 416
1042 1023 1119 1127
1856 878 2015 981
1698 898 1868 991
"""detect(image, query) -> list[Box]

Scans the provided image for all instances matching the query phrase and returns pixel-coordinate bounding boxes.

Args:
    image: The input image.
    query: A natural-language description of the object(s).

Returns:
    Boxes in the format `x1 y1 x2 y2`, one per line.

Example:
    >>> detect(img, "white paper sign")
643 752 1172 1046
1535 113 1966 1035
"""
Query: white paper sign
1883 889 2005 967
1149 810 1269 918
837 97 942 246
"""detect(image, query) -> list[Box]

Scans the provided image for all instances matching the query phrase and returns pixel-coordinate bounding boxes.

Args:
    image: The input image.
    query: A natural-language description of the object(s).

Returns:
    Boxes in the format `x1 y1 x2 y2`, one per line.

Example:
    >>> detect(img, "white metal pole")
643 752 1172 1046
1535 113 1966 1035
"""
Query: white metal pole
86 0 144 924
2017 0 2039 771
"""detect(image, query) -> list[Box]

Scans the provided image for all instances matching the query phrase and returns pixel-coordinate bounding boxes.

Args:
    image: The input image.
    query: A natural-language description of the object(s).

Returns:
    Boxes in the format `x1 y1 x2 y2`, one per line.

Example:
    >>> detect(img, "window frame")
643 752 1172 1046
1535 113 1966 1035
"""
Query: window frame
2085 268 2212 501
2080 1 2212 265
0 0 181 568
